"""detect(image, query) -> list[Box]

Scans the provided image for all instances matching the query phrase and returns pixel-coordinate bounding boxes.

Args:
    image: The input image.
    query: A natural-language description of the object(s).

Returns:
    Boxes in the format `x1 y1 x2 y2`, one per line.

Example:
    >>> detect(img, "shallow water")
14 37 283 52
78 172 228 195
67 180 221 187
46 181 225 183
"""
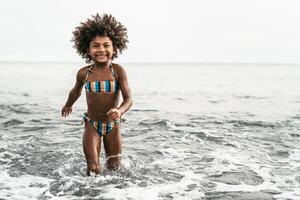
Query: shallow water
0 62 300 200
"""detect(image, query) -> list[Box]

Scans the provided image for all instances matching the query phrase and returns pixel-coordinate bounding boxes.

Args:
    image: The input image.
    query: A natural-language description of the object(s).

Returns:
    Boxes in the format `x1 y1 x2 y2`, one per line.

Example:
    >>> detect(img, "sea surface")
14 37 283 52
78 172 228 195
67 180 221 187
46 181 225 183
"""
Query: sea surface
0 62 299 200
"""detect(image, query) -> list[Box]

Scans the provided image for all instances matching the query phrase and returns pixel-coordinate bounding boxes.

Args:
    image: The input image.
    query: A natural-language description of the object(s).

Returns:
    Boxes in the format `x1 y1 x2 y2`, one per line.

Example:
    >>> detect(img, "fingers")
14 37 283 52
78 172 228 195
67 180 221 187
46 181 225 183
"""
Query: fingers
107 109 120 120
107 113 117 120
61 110 66 117
110 113 119 120
61 108 72 117
107 109 116 116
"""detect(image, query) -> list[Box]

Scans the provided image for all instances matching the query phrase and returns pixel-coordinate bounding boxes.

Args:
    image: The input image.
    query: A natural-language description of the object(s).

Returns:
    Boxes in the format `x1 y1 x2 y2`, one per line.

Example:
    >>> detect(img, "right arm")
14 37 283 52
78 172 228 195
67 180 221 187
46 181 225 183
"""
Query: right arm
61 68 86 117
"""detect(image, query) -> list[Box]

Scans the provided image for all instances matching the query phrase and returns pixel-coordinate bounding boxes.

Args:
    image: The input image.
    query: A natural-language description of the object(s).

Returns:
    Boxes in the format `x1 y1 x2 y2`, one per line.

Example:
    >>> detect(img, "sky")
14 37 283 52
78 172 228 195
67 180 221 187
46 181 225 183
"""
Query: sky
0 0 300 63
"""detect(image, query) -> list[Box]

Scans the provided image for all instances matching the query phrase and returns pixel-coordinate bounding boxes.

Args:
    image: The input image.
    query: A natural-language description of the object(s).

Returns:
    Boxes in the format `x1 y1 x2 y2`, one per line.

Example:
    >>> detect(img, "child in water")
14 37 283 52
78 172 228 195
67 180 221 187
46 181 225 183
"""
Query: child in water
61 14 133 176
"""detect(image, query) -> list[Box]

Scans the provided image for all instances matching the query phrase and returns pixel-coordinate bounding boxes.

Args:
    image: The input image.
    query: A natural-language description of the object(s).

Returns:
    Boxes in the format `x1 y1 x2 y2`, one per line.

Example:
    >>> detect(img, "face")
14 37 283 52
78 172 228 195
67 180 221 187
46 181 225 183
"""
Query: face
88 36 114 64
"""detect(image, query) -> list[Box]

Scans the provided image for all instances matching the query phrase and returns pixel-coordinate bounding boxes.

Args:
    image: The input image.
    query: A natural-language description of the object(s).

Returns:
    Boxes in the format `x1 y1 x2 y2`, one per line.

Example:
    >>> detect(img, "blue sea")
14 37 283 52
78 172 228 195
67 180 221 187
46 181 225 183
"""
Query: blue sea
0 62 299 200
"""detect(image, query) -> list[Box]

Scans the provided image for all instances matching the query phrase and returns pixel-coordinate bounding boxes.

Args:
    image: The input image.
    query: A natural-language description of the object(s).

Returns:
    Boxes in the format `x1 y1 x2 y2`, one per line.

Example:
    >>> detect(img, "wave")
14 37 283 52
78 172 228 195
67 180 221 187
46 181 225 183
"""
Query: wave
205 191 275 200
0 104 33 114
233 95 269 100
139 119 173 128
207 169 264 186
189 131 224 143
227 119 279 128
268 150 290 158
2 119 24 127
131 109 159 112
209 100 225 104
291 114 300 119
22 126 55 132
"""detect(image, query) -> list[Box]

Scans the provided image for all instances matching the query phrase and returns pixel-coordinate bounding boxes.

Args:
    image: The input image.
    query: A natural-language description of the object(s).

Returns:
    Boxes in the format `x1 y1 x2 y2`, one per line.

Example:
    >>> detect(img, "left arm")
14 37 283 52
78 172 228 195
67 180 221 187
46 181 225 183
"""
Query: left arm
108 65 133 119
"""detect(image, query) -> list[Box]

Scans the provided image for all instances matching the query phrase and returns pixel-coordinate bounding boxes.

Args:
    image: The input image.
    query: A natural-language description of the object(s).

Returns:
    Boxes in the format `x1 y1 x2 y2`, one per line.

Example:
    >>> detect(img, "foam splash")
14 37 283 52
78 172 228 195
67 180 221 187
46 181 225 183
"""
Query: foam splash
0 170 52 199
100 170 204 200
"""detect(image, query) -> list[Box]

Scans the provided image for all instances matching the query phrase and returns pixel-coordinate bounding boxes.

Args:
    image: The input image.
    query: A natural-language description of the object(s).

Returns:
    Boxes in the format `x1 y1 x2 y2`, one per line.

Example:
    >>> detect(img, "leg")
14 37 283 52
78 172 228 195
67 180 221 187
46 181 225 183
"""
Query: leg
103 126 122 170
82 121 101 176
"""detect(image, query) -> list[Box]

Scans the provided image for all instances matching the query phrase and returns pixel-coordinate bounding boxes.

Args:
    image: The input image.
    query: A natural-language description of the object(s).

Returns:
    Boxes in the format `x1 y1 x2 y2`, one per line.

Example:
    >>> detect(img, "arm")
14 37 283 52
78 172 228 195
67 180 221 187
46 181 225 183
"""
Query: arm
117 65 133 115
108 65 133 119
61 69 85 117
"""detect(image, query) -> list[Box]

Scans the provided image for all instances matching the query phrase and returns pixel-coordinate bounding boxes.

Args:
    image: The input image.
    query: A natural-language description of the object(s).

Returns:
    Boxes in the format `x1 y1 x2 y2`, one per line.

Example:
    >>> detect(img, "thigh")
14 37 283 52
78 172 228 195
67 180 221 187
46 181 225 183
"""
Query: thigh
103 126 122 157
82 121 101 164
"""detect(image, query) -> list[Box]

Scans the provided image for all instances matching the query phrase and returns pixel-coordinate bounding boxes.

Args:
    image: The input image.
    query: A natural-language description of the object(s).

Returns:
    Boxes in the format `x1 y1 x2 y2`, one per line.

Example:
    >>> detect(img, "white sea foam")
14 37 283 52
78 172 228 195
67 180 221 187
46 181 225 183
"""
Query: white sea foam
100 170 204 200
273 191 300 200
0 170 52 200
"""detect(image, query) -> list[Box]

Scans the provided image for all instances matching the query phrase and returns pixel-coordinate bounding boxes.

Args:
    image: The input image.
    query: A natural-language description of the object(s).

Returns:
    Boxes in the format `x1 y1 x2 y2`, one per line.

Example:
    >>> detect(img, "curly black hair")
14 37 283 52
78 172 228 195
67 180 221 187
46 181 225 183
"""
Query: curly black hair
72 14 128 63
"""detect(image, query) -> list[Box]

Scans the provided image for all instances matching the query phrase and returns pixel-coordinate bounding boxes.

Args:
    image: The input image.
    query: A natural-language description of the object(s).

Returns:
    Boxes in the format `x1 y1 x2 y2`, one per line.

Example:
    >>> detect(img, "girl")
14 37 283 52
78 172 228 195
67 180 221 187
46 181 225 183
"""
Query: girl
61 14 133 176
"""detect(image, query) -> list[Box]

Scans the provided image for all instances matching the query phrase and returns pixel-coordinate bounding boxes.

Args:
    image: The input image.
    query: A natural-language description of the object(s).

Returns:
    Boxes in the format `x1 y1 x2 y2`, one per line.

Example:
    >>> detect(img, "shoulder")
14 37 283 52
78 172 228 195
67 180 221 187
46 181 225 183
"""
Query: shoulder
112 63 127 78
77 65 92 81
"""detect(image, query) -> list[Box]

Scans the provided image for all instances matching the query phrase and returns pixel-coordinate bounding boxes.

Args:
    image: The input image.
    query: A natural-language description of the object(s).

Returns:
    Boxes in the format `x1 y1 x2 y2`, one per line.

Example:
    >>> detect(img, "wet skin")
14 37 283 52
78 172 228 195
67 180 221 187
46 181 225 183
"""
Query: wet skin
62 36 133 175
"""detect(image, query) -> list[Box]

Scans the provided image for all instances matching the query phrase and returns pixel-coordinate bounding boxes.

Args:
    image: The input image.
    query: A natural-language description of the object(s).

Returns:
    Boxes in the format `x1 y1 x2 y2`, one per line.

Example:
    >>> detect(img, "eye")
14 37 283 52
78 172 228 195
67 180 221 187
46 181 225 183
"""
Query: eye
90 43 99 48
104 44 110 48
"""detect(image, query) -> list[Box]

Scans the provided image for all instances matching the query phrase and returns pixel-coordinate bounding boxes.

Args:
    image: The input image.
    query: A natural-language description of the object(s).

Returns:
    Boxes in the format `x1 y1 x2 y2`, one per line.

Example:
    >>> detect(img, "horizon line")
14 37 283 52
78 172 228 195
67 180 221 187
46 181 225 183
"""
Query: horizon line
0 60 300 65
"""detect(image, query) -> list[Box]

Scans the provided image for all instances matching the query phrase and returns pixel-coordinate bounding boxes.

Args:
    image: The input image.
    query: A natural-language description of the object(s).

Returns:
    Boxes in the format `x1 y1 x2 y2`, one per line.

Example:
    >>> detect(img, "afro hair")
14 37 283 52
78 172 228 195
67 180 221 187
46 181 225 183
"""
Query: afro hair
72 14 128 63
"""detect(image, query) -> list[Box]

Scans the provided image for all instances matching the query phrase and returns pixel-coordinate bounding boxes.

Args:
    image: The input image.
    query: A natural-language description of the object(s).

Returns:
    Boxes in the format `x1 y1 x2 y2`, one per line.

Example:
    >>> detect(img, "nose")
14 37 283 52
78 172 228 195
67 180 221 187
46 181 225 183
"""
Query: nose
98 45 105 52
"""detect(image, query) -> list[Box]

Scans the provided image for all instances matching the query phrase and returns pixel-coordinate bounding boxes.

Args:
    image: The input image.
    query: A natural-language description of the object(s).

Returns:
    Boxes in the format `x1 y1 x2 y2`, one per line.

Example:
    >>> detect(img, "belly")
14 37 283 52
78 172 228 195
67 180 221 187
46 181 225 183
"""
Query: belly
86 92 120 121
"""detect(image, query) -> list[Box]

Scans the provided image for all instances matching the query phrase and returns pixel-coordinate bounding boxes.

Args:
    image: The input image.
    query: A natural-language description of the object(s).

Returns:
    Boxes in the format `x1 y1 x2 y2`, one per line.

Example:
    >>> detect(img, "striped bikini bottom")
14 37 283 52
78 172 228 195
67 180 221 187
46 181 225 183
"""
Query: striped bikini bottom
82 112 121 137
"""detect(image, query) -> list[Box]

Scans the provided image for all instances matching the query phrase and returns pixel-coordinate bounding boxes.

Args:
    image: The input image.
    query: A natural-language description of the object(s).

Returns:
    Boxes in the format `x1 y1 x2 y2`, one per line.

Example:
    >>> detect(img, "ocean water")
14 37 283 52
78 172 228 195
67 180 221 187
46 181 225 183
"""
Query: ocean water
0 62 299 200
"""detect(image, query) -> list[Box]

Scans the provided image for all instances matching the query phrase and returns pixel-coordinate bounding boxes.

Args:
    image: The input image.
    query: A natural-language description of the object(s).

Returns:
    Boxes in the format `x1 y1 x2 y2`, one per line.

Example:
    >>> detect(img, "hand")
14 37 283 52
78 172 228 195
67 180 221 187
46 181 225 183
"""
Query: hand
61 106 72 117
107 108 122 120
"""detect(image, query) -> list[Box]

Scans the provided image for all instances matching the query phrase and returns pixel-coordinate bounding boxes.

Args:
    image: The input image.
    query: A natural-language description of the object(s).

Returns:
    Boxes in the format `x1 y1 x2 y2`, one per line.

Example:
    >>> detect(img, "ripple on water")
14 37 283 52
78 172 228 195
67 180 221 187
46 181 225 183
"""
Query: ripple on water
206 169 264 186
227 119 279 128
2 119 24 127
189 131 224 143
204 191 274 200
270 167 296 176
0 104 33 114
22 126 55 132
139 119 173 129
131 109 159 112
268 149 290 158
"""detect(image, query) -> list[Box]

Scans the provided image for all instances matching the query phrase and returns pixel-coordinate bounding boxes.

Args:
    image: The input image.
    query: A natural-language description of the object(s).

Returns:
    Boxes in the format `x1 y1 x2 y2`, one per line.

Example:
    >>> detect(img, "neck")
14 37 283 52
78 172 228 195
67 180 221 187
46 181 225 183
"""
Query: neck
93 60 111 69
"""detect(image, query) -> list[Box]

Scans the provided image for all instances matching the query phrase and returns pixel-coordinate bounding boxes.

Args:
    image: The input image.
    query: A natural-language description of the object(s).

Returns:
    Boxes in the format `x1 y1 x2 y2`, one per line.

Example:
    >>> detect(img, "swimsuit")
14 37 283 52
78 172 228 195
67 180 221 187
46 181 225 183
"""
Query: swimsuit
82 63 121 137
82 112 120 137
85 64 119 94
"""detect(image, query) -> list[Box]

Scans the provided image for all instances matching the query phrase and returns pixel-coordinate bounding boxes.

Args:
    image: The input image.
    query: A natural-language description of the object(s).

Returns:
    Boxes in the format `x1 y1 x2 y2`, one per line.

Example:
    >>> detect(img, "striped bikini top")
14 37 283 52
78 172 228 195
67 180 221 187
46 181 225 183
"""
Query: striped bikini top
84 64 119 94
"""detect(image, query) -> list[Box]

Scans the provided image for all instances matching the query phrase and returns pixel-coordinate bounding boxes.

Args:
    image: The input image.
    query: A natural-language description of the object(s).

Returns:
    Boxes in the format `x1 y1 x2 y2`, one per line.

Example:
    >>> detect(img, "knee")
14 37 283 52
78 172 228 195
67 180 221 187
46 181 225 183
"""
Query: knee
87 163 100 175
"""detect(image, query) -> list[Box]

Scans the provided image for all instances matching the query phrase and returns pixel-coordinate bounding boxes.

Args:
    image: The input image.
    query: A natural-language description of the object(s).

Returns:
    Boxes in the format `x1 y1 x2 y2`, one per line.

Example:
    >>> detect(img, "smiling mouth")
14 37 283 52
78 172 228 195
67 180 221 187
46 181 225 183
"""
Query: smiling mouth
96 54 107 58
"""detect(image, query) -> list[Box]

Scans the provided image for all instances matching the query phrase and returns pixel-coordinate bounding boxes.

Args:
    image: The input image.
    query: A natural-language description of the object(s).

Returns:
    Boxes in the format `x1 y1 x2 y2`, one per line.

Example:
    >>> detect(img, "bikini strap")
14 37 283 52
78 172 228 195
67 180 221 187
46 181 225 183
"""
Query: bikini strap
85 65 93 83
110 63 117 79
85 63 116 82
